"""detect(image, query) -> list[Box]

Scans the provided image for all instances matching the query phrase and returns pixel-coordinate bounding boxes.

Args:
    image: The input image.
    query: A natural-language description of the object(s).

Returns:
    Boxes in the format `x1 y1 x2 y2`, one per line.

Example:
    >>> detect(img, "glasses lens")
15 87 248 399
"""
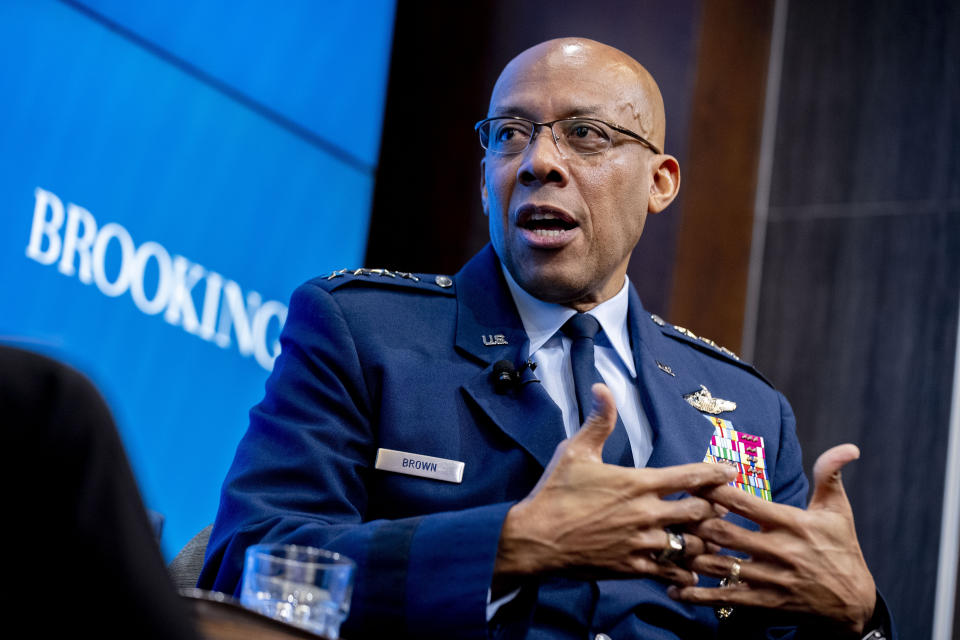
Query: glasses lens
556 119 611 155
481 118 532 154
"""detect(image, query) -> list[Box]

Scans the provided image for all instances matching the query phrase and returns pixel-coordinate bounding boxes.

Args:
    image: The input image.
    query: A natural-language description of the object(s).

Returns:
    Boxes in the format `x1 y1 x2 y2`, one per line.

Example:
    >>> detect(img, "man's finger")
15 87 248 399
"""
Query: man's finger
567 383 618 458
809 443 859 513
639 496 719 529
675 531 707 558
639 462 737 497
687 516 786 560
696 483 796 528
687 553 794 587
627 554 700 587
668 582 769 608
627 528 710 560
686 553 748 580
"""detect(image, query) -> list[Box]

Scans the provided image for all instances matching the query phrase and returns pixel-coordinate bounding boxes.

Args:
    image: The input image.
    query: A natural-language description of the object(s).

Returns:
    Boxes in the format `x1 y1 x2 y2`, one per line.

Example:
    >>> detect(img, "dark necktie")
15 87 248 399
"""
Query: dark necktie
561 313 634 467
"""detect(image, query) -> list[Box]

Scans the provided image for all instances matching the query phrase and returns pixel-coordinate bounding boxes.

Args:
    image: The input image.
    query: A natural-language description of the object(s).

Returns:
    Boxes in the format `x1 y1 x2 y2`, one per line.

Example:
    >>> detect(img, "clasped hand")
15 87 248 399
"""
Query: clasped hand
670 444 877 634
494 384 877 634
495 384 734 587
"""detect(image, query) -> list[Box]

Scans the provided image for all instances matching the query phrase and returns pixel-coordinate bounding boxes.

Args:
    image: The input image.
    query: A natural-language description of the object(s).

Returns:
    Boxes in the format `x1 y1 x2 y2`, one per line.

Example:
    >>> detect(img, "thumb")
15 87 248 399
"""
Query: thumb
568 383 618 460
809 443 860 512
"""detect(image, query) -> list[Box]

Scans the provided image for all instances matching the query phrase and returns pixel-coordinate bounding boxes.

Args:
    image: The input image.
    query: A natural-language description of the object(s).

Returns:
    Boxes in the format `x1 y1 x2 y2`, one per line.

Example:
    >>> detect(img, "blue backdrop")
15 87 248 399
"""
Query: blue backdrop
0 0 396 557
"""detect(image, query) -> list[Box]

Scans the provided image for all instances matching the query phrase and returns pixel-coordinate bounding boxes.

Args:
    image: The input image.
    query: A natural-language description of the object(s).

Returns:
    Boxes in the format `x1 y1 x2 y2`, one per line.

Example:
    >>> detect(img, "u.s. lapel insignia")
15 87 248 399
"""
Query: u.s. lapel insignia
656 360 676 376
702 415 771 501
482 334 508 346
683 385 737 414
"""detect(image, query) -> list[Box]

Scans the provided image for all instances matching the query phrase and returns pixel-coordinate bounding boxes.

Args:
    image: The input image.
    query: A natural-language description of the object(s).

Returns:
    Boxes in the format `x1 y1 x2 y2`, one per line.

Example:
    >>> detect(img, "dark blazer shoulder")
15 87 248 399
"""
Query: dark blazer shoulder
646 312 774 388
305 267 458 297
285 267 462 358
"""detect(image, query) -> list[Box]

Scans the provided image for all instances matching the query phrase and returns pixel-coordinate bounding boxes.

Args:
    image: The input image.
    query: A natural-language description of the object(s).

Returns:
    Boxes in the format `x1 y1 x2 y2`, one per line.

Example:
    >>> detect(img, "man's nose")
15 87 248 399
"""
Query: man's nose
517 127 569 187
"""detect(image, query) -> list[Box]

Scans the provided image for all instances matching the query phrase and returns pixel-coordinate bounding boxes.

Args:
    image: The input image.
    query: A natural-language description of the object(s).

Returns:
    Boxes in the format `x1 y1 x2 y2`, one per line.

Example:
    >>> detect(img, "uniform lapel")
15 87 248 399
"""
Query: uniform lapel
627 288 715 470
455 247 565 469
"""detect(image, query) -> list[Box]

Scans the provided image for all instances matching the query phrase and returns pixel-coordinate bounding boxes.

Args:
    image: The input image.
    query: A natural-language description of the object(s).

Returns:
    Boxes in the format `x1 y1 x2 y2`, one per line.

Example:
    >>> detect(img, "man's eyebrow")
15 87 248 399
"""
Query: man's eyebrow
490 105 605 119
490 105 537 119
562 106 604 118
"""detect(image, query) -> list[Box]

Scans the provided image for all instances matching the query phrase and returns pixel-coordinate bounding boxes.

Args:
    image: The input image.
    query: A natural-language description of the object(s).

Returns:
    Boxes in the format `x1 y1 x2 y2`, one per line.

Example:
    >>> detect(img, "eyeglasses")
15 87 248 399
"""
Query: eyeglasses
474 116 662 157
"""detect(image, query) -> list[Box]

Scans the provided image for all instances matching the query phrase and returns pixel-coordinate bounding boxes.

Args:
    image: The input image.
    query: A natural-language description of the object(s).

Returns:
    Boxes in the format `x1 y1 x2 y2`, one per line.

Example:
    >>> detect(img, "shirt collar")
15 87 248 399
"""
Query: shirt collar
501 264 636 376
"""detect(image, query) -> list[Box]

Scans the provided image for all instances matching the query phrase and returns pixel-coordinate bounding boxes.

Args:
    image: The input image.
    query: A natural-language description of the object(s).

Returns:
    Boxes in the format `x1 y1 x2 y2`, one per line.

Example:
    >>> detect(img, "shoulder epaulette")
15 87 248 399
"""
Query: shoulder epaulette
648 313 772 386
314 267 456 295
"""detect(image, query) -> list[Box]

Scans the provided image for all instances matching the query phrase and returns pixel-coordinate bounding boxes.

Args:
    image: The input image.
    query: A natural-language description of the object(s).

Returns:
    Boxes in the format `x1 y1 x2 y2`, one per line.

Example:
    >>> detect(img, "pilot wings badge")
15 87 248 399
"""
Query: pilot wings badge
683 385 737 415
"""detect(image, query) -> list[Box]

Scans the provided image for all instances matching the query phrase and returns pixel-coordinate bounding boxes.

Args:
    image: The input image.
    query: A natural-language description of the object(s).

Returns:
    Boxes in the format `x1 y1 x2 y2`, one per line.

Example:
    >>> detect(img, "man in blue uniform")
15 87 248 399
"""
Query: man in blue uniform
200 38 891 638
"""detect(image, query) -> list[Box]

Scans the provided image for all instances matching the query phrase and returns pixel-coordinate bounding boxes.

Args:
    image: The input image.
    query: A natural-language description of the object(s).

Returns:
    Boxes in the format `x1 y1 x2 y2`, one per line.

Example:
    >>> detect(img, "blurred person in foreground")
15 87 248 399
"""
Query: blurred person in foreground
1 345 198 638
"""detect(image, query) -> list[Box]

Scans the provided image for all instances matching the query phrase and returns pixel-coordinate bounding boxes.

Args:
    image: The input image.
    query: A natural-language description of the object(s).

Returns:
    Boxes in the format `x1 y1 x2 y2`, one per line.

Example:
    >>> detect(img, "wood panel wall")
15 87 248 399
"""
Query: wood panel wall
669 0 774 354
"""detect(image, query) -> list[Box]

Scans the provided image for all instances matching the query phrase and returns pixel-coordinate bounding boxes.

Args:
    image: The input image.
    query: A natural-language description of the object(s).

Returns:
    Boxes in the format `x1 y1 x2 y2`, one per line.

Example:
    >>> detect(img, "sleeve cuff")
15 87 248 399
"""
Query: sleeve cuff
861 589 896 640
403 502 515 638
486 586 522 621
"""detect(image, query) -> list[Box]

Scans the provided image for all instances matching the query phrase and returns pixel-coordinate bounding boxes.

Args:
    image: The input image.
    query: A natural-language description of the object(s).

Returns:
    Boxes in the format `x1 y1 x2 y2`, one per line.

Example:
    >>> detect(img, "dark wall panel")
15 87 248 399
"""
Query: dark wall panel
754 1 960 637
770 1 959 208
757 212 959 633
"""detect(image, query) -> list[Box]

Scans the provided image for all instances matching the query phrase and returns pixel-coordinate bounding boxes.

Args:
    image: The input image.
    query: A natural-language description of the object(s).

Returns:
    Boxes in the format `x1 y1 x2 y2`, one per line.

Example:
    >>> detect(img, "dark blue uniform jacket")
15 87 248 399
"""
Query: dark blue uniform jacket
200 246 890 639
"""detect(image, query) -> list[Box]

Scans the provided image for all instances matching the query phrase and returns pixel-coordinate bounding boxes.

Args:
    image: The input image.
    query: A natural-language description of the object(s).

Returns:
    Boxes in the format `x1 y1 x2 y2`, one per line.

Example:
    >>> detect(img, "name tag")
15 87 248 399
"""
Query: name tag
374 448 465 483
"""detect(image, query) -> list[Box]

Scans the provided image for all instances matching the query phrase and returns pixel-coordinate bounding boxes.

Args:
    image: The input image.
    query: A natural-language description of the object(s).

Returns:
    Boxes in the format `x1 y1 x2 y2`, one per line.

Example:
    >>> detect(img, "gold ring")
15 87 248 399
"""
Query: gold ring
729 558 741 584
715 557 743 621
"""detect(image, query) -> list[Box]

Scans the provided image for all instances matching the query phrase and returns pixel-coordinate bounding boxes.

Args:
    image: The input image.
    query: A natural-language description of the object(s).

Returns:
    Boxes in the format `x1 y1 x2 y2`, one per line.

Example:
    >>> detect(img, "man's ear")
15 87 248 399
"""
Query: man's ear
647 154 680 214
480 158 489 216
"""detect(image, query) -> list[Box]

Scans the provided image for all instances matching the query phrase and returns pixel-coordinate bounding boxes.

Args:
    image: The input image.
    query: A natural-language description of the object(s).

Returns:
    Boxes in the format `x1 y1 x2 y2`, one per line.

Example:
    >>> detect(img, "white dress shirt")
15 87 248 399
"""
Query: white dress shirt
501 265 654 467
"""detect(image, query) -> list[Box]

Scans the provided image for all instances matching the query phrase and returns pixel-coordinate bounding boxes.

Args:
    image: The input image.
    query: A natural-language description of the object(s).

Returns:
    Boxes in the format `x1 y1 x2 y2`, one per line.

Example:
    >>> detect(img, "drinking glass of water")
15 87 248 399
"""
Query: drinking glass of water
240 544 355 639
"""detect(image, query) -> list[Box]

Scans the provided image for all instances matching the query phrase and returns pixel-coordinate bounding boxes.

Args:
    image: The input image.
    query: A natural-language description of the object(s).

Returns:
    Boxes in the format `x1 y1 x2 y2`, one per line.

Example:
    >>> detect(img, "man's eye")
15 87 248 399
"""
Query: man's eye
570 123 603 139
496 127 519 141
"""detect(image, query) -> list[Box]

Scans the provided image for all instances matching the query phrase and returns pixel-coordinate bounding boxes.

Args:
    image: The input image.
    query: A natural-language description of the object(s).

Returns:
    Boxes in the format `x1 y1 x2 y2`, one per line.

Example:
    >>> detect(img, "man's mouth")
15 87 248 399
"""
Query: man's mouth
516 205 578 237
514 204 580 248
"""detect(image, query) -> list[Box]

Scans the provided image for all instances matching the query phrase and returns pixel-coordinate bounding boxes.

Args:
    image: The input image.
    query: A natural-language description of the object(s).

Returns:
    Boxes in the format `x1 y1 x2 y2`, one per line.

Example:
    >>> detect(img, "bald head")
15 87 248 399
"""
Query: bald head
480 37 681 309
489 38 667 151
